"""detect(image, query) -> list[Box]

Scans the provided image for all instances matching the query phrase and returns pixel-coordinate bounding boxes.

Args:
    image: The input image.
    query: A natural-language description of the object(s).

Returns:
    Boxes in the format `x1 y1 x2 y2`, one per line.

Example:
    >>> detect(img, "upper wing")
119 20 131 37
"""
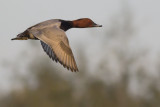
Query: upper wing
29 27 78 72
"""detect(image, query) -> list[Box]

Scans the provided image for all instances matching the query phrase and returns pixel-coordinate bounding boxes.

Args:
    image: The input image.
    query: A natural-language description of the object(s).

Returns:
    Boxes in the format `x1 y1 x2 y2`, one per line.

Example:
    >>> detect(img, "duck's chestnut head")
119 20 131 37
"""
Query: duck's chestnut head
72 18 102 28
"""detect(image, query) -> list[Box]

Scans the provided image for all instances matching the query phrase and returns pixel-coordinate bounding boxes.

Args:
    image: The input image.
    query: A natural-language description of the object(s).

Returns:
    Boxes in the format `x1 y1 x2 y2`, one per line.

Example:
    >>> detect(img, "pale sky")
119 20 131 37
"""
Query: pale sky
0 0 160 93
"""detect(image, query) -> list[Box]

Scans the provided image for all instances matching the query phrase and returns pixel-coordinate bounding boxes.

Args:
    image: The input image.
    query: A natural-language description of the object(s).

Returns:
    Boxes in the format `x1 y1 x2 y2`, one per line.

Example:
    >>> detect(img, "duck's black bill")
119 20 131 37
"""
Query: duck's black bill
93 23 102 27
95 24 102 27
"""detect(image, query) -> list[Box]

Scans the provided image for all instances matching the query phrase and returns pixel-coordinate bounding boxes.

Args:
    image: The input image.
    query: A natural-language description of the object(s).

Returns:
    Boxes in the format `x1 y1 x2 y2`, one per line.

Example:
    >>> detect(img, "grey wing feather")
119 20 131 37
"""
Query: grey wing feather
40 41 58 62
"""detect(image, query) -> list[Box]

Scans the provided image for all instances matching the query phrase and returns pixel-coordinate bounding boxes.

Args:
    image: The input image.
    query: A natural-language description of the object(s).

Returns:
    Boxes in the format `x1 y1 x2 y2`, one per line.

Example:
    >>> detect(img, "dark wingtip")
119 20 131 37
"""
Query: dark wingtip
72 68 79 72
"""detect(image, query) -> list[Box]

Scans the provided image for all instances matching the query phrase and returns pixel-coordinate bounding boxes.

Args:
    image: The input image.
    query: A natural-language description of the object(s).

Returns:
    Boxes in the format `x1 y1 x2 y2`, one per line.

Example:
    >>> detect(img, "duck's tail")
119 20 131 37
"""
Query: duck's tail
11 30 29 40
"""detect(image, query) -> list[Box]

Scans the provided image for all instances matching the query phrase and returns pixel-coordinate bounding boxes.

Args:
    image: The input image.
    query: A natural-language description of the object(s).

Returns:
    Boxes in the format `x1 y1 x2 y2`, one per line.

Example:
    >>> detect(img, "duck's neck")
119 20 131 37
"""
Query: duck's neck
60 20 73 31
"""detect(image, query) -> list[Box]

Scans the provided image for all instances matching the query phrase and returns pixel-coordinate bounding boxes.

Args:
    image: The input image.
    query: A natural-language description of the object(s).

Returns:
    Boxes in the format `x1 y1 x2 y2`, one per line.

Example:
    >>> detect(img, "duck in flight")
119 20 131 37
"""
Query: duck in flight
11 18 102 72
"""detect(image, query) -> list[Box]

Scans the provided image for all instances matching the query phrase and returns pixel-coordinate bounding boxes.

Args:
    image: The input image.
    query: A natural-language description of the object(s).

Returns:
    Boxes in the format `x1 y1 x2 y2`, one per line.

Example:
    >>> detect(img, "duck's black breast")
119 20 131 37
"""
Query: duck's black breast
59 20 73 31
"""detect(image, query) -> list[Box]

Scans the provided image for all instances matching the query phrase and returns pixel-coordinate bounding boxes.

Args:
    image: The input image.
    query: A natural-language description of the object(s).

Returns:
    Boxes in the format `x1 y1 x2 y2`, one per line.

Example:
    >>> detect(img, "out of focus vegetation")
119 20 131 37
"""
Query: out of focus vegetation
1 5 160 107
0 52 160 107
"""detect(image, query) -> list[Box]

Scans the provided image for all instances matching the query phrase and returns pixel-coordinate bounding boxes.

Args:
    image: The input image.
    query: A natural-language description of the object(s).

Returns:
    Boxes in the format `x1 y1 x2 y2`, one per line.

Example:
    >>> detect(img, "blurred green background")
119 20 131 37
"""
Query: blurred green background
1 0 160 107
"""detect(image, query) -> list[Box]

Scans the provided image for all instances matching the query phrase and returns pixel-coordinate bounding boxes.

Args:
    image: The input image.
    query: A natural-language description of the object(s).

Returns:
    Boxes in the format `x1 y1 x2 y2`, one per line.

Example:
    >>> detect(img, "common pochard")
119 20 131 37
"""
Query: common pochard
12 18 102 72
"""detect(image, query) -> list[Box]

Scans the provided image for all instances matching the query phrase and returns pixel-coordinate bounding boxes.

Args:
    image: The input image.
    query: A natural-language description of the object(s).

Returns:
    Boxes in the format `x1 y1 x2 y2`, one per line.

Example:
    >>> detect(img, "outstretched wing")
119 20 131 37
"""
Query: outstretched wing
29 27 78 72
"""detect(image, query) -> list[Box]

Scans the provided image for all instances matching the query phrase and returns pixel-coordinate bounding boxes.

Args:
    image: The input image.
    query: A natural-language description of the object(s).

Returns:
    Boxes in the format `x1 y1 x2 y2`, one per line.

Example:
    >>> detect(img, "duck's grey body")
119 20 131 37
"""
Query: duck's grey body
31 19 61 30
13 19 78 71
